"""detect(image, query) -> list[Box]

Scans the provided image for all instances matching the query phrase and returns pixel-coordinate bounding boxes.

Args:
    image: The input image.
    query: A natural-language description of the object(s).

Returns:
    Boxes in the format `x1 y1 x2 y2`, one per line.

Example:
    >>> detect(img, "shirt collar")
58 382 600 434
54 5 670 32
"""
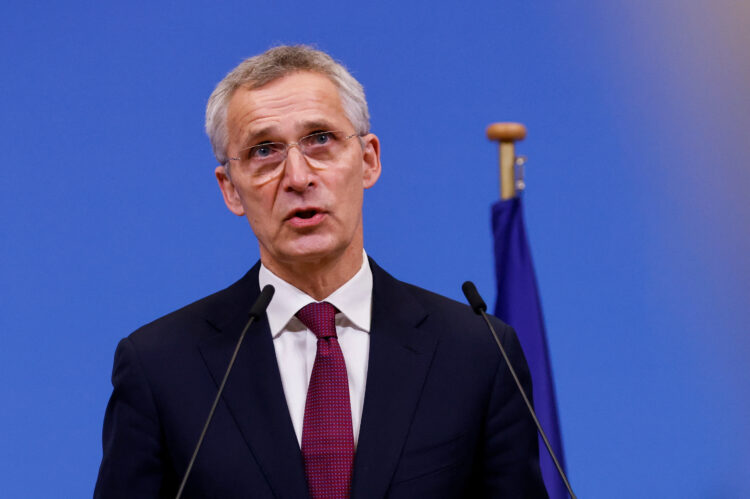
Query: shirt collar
258 250 373 338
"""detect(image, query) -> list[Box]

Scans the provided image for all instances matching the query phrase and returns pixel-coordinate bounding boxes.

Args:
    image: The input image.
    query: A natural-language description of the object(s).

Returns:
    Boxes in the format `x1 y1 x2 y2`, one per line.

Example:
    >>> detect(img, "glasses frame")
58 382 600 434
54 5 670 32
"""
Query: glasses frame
225 130 362 168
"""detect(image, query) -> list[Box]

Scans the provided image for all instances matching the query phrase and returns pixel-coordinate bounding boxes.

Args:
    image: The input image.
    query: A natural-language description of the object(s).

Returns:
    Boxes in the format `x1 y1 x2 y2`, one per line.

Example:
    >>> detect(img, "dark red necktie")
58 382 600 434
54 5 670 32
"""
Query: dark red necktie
296 302 354 499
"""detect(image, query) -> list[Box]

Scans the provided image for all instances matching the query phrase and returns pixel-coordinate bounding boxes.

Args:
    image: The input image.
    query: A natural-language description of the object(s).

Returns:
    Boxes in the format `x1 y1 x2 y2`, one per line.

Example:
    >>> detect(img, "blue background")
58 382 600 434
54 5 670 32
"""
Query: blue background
2 1 749 497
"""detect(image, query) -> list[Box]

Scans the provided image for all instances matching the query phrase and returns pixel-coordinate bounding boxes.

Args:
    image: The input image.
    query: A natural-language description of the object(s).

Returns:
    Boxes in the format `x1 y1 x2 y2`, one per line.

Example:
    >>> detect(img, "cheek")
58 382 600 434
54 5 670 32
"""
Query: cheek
338 177 365 217
242 181 274 207
239 185 277 224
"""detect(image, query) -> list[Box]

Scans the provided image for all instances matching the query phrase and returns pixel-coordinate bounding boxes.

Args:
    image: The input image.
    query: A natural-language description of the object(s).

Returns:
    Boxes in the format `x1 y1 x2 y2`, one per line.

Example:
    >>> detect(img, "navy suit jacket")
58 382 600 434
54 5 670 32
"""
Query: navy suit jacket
95 259 547 498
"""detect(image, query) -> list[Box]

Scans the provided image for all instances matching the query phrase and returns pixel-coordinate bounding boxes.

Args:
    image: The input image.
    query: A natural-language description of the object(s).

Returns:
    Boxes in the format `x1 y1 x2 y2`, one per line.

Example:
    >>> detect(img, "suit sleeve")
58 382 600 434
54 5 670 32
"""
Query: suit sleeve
94 337 177 498
480 321 548 498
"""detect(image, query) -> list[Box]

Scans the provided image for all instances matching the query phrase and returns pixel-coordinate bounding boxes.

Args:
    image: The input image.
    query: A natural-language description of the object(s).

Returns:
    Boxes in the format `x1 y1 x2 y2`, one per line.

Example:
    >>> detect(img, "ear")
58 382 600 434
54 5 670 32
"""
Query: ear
215 165 246 216
361 133 382 189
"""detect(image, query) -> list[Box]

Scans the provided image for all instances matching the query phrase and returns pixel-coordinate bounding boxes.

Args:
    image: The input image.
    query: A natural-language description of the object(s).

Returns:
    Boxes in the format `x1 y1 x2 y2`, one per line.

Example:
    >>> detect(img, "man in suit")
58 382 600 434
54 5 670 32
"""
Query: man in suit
95 45 547 498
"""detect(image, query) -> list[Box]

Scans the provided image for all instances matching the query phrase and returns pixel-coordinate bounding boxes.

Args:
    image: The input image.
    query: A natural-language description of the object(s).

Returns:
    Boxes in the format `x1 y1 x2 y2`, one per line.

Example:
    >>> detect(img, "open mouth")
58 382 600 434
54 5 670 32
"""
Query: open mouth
294 209 318 220
285 208 326 225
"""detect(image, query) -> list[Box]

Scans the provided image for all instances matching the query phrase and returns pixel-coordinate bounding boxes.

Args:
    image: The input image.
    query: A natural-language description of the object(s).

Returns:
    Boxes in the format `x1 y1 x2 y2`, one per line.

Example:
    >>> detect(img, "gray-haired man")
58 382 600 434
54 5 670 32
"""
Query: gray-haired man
95 45 546 498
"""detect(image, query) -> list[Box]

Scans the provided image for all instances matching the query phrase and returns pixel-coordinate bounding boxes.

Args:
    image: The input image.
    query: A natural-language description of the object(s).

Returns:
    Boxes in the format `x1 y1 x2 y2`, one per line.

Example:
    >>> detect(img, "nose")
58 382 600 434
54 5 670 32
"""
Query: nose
281 145 314 192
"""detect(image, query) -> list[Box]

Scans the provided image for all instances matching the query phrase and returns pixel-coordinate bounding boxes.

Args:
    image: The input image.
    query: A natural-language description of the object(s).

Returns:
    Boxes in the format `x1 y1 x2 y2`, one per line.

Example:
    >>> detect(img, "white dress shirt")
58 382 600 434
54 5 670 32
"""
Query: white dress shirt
258 251 372 447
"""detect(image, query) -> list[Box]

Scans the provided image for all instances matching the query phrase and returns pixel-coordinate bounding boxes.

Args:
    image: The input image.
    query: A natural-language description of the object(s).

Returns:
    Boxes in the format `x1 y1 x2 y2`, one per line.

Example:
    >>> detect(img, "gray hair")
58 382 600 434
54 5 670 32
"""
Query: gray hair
205 45 370 166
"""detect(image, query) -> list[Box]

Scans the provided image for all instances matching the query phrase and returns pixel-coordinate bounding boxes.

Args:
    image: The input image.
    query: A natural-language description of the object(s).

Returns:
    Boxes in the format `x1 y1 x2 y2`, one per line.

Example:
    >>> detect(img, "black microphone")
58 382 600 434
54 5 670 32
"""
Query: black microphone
461 280 487 314
461 281 576 499
175 284 275 499
249 284 275 319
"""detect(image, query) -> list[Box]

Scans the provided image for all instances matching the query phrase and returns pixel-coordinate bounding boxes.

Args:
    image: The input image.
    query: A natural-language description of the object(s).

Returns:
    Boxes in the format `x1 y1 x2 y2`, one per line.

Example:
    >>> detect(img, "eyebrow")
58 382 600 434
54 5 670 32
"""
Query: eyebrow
298 120 334 133
238 126 276 149
238 119 337 148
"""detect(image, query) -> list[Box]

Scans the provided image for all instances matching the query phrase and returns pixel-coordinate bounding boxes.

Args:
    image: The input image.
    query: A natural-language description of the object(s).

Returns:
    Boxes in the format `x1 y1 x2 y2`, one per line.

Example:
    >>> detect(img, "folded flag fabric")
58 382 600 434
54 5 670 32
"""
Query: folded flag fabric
492 196 567 499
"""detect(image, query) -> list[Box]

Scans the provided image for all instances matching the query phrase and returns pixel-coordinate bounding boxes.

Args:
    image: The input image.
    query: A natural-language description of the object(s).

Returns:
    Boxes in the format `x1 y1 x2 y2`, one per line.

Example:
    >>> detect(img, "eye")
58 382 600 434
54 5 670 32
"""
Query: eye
249 142 279 159
304 131 337 147
313 132 332 144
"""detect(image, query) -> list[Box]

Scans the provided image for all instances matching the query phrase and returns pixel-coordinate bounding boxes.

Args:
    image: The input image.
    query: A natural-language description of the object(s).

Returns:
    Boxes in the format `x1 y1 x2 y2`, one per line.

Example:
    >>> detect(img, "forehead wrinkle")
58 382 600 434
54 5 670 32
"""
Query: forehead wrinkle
239 125 279 148
298 119 338 133
228 73 350 149
239 118 343 149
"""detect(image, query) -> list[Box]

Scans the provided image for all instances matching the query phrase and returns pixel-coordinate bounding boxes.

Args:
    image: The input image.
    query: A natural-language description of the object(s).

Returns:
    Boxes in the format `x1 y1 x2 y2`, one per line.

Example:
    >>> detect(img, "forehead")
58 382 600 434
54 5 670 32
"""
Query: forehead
226 71 350 145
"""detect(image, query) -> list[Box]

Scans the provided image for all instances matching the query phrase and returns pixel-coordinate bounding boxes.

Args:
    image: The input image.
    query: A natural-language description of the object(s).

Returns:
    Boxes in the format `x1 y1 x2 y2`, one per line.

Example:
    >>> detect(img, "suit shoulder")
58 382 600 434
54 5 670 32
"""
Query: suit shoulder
369 259 512 336
400 280 512 333
127 266 259 350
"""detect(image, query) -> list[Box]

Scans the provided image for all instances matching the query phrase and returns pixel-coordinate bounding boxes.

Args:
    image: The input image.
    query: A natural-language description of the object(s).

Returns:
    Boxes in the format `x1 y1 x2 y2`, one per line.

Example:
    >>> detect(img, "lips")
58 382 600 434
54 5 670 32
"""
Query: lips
285 207 327 227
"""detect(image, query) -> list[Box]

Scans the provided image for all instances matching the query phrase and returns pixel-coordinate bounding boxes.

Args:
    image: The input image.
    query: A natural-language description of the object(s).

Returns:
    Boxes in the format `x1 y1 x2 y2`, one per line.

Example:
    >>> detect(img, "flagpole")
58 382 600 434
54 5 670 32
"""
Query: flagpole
486 122 575 498
486 122 527 199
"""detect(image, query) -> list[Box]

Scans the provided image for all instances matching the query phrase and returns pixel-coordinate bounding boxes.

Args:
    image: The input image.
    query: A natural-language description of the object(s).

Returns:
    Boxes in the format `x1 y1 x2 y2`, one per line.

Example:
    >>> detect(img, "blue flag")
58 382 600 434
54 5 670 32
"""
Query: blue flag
492 197 567 499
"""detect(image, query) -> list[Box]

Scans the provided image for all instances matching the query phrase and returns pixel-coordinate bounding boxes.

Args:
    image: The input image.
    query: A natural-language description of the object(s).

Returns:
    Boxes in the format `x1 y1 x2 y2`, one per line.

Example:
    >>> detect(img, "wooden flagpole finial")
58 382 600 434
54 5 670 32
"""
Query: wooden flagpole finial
486 122 527 200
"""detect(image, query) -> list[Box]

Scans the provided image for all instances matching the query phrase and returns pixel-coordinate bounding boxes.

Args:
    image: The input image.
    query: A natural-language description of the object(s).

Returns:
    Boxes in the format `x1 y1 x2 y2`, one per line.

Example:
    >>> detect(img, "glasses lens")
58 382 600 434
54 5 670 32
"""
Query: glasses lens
238 142 284 183
231 131 355 185
248 142 285 164
299 131 343 161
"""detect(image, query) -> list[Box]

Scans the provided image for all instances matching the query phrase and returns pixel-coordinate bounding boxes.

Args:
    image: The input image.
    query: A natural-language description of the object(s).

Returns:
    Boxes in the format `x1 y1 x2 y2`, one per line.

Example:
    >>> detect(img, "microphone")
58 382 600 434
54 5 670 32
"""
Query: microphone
249 284 275 319
461 281 576 499
461 280 487 314
175 284 275 499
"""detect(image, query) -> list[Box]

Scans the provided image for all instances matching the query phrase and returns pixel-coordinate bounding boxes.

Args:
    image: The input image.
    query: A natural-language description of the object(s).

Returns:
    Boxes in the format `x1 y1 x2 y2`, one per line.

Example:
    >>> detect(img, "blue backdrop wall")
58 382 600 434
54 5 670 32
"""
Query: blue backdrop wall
2 1 749 497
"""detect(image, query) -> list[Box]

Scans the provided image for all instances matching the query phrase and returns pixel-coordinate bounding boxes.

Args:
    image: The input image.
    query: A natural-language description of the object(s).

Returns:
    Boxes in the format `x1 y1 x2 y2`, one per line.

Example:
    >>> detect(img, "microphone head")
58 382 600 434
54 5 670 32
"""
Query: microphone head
461 281 487 315
249 285 275 319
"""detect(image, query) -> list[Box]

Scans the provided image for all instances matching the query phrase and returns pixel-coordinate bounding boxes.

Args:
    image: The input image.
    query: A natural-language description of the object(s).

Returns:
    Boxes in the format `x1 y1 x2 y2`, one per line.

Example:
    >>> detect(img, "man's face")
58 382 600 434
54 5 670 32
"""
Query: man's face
216 71 381 271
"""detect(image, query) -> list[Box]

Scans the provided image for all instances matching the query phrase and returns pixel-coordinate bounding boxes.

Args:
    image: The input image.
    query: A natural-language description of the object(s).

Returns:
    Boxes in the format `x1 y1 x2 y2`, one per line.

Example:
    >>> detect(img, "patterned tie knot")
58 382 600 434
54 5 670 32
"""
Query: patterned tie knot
296 302 337 339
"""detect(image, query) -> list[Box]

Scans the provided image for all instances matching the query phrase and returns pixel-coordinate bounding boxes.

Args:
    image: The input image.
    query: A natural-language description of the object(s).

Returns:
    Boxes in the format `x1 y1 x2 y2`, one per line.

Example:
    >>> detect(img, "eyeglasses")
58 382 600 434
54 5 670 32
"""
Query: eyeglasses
226 130 362 185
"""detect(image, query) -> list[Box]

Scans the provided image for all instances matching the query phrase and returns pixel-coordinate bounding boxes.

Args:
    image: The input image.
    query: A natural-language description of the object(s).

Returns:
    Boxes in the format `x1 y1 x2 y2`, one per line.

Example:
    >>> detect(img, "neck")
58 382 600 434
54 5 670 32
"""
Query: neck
261 243 363 301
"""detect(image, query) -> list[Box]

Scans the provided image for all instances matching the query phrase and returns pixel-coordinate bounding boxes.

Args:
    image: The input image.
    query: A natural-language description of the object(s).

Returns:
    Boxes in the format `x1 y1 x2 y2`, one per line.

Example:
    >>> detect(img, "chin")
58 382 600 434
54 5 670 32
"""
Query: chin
278 238 344 264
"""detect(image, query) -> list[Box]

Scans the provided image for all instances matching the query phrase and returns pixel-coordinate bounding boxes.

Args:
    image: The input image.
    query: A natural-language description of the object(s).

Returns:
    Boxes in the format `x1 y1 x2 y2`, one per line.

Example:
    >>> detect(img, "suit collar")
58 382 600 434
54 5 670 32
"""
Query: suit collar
198 263 310 499
351 259 439 497
203 263 261 333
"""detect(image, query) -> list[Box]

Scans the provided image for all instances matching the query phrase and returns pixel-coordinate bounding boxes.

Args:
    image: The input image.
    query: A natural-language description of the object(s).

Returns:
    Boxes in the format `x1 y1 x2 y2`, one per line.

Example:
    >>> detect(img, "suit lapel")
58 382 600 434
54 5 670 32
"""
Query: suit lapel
198 266 309 499
351 261 439 498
